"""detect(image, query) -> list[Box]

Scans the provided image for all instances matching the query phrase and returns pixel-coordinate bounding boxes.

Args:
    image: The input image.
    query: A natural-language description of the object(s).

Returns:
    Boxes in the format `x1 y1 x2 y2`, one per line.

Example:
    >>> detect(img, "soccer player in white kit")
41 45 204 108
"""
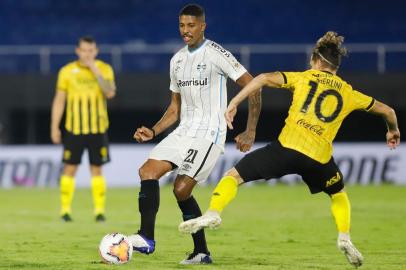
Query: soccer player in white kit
129 4 262 264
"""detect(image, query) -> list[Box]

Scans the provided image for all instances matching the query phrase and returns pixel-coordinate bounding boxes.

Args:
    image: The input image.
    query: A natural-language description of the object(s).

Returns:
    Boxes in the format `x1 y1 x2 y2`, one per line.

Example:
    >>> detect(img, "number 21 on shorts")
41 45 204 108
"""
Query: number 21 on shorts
184 149 198 164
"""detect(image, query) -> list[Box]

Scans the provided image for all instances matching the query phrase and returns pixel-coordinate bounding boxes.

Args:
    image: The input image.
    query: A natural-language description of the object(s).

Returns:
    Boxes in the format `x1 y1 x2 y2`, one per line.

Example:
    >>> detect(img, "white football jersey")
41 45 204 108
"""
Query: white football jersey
169 39 247 150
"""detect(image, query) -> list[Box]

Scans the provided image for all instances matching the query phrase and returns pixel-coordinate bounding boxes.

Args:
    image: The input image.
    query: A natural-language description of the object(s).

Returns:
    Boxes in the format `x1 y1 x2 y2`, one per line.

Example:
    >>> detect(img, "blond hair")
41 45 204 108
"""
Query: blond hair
312 31 347 69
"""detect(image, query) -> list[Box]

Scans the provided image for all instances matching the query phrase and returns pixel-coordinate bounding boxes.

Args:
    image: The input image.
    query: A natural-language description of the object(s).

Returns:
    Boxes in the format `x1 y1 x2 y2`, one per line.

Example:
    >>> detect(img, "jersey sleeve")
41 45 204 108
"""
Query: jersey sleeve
350 89 375 111
210 43 247 82
169 56 180 93
56 67 69 92
278 72 302 91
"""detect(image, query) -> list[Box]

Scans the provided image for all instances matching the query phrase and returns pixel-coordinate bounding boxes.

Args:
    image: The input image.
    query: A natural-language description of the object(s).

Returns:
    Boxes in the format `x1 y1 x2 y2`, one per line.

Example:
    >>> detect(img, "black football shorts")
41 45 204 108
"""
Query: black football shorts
235 140 344 195
62 132 110 166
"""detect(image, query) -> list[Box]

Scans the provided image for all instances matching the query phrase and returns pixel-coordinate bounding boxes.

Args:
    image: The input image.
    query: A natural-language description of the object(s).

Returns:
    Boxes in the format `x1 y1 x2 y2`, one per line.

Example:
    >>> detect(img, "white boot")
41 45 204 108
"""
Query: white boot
337 233 363 268
179 211 222 234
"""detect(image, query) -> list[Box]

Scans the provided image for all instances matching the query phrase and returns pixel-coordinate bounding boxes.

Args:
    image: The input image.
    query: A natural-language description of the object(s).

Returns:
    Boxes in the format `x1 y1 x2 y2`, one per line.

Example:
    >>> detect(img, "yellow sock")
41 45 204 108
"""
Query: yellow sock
92 176 107 215
331 191 351 233
208 176 239 213
60 175 75 215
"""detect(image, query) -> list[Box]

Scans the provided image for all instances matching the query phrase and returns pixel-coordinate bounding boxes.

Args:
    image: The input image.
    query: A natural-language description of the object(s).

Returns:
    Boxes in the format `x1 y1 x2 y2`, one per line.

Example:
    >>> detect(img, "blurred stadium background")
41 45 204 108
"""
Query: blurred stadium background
0 0 405 188
1 1 406 269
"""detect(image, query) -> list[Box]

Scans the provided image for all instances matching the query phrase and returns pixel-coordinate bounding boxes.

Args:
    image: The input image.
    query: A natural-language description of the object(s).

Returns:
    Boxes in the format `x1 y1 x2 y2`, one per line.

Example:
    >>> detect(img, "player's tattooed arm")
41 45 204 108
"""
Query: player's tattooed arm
246 91 262 132
234 72 262 152
85 61 116 99
226 72 282 130
230 72 283 108
95 75 116 99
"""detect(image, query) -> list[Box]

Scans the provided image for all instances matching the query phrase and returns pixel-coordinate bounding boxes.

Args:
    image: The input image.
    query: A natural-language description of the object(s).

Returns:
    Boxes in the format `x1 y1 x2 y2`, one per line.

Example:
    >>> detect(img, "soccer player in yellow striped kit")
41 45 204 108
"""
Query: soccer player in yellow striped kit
51 36 116 222
179 31 400 268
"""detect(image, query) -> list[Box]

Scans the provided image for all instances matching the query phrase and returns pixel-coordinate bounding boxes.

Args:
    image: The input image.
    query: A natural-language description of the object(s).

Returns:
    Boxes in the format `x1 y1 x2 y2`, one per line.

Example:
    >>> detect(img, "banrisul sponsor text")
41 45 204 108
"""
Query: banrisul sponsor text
177 78 208 87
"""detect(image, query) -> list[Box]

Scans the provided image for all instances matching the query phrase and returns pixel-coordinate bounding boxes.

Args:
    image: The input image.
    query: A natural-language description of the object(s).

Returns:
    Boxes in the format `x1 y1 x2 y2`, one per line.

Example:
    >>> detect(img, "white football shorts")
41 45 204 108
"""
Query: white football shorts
149 133 222 183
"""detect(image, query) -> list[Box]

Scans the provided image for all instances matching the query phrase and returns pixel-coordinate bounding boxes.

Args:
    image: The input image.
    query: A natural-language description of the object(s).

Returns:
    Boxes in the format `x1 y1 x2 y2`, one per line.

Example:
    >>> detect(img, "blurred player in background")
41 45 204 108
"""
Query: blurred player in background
179 31 400 268
50 36 116 222
129 4 262 264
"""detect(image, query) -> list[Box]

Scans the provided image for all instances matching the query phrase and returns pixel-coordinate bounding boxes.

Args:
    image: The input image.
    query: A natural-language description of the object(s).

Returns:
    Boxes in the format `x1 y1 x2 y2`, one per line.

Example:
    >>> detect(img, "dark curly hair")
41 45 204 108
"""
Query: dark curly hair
312 31 347 69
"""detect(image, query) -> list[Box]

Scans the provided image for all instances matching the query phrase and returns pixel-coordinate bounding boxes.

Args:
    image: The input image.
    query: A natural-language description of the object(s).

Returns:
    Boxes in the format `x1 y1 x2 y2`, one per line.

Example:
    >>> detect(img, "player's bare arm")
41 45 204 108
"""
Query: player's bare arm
225 72 283 129
133 92 181 143
368 100 400 149
50 90 66 144
85 60 116 99
233 72 262 152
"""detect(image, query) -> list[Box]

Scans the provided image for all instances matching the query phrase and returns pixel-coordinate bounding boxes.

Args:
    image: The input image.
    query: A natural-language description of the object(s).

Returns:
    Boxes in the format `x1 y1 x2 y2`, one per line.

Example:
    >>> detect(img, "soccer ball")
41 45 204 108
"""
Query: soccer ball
98 233 133 264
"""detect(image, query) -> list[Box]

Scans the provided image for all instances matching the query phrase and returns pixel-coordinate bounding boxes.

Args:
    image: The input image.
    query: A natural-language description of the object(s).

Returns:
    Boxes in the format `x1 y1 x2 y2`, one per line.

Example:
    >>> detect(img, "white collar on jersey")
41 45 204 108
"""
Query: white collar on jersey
187 39 208 54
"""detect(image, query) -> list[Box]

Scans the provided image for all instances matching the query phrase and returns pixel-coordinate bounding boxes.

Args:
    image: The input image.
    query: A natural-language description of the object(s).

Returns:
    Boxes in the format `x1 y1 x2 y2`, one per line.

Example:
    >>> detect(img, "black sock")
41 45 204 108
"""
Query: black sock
178 196 209 254
138 180 160 240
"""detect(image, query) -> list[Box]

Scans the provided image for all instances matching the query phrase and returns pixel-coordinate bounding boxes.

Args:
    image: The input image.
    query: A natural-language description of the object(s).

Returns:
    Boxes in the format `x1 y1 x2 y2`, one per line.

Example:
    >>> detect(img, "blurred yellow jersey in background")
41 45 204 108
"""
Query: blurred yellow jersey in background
278 70 375 163
56 60 115 135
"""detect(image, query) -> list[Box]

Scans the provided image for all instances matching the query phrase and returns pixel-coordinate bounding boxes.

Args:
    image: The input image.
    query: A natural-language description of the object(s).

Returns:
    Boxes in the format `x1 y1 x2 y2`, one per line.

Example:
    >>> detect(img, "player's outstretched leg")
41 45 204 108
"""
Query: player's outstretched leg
174 177 212 264
129 180 159 254
177 196 213 264
179 174 239 234
129 159 173 254
331 191 363 268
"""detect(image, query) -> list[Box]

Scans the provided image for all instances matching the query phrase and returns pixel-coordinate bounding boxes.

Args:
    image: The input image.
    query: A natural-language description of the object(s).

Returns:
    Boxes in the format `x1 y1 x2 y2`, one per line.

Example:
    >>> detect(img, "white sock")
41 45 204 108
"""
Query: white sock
205 210 221 217
338 232 351 241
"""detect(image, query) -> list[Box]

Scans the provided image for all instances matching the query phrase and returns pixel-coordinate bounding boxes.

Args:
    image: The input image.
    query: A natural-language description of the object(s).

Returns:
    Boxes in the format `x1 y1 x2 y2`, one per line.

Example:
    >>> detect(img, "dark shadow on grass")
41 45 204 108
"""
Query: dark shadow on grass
1 261 51 269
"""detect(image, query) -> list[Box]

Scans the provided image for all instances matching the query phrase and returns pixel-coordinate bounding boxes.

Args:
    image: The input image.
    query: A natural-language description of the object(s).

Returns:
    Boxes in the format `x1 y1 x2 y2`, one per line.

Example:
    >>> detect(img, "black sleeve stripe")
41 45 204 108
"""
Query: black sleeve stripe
365 98 375 111
280 72 287 84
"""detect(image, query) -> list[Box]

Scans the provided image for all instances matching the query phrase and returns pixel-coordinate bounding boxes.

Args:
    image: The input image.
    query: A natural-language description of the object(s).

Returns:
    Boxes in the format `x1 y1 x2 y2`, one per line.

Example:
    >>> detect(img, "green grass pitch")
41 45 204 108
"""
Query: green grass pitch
0 184 405 269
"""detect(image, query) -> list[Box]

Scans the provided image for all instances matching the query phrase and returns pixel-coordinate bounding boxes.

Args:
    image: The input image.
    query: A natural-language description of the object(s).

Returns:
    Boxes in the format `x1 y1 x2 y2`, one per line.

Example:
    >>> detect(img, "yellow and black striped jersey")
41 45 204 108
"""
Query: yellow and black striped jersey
56 60 114 135
278 69 375 163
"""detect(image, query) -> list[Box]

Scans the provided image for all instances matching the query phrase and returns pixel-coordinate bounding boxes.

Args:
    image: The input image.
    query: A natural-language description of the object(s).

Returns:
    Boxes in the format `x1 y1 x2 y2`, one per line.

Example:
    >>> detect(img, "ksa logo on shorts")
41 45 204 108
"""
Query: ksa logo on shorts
326 172 341 187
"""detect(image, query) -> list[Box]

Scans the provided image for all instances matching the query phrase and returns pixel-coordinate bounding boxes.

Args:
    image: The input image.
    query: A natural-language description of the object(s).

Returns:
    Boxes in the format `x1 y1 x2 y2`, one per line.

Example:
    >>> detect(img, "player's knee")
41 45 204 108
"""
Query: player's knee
138 164 152 179
90 165 102 176
63 165 78 177
224 167 244 184
173 186 190 201
326 187 346 197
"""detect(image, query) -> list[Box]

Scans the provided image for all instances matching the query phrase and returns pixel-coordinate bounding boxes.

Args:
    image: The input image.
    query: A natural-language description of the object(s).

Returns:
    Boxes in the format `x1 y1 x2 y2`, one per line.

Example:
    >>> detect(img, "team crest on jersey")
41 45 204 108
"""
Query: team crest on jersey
197 62 207 72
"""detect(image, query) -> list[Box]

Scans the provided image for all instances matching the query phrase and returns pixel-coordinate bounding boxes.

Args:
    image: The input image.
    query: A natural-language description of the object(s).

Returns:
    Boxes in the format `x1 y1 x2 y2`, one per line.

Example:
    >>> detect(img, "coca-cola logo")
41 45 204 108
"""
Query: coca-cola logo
296 119 325 135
